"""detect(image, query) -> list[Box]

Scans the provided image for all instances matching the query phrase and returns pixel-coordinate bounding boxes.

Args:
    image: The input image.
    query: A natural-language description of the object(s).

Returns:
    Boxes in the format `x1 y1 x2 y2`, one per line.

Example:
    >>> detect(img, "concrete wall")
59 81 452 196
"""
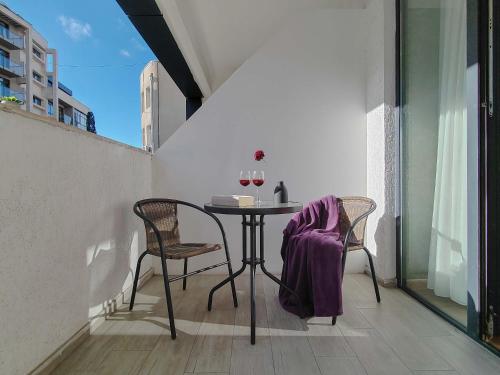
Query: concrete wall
365 0 397 283
156 62 186 147
0 107 152 375
173 0 370 91
152 9 369 276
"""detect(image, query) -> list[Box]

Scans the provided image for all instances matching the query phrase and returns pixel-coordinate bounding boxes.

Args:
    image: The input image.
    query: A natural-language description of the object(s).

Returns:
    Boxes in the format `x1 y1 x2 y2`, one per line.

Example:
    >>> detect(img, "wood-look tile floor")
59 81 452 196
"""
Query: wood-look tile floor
405 279 467 326
51 274 500 375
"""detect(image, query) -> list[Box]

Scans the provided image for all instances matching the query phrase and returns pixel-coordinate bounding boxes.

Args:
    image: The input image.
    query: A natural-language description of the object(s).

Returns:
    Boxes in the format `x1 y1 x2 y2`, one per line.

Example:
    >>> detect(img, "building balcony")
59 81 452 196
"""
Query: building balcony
0 56 24 77
59 113 73 125
0 24 24 49
0 85 25 102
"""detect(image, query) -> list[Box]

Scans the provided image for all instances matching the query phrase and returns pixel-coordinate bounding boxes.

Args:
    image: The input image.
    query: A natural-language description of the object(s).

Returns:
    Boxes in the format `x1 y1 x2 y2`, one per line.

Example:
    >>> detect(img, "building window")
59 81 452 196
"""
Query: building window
0 48 8 66
33 47 43 60
0 20 8 40
145 87 151 108
48 100 53 116
33 95 43 107
32 70 43 83
141 90 144 112
0 77 9 96
58 106 64 122
73 109 87 130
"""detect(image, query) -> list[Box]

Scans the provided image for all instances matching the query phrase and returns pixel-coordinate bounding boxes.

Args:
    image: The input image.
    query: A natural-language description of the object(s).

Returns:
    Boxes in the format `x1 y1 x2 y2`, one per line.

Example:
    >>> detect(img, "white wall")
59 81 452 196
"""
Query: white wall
152 9 368 276
172 0 369 90
156 62 186 147
365 0 397 283
0 108 152 375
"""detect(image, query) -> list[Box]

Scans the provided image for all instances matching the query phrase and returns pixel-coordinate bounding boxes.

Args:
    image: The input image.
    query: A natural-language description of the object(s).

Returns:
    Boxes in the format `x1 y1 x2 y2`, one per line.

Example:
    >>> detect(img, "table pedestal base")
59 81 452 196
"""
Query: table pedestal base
207 214 304 345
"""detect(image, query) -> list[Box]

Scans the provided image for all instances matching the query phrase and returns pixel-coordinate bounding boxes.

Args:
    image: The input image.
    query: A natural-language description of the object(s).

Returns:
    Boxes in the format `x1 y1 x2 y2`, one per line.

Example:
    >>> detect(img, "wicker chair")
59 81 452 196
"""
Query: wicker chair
131 199 238 339
333 197 380 324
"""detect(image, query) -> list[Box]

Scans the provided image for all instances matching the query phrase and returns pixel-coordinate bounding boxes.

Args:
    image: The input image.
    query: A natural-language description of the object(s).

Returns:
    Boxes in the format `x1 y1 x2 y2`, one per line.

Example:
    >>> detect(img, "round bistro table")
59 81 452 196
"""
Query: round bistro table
204 201 303 344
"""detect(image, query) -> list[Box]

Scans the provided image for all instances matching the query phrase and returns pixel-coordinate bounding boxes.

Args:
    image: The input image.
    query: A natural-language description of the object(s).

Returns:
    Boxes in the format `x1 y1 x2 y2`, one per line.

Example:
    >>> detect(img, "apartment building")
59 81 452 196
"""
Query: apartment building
0 2 90 130
139 60 185 151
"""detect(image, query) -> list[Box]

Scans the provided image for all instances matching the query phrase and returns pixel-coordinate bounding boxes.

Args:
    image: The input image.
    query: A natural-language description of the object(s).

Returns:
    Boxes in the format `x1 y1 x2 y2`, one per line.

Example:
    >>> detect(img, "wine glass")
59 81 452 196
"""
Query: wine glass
252 170 265 205
239 170 251 190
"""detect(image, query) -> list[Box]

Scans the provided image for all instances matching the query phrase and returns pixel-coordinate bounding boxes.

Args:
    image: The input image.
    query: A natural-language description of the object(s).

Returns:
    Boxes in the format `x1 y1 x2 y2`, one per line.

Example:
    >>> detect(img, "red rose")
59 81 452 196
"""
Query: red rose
254 149 265 161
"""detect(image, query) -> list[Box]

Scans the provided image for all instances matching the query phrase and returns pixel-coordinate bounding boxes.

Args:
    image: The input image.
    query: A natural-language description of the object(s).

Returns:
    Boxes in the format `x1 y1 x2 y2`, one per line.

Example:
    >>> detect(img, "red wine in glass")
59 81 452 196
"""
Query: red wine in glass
240 170 251 187
252 178 264 186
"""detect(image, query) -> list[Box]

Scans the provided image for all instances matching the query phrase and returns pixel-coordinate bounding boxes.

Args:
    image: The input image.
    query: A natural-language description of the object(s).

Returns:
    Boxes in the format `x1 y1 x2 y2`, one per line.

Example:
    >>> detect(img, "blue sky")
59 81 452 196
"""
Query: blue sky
7 0 156 147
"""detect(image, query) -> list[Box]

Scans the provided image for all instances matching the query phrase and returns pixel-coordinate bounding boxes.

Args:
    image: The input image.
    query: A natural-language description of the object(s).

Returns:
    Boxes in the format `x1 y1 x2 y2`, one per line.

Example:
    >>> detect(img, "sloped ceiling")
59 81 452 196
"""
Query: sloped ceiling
166 0 369 91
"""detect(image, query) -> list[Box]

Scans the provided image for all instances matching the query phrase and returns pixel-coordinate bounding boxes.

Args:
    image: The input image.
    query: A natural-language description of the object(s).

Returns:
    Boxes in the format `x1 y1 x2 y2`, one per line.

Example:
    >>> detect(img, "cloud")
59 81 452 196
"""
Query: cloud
58 15 92 40
130 37 147 51
116 17 126 29
119 49 131 58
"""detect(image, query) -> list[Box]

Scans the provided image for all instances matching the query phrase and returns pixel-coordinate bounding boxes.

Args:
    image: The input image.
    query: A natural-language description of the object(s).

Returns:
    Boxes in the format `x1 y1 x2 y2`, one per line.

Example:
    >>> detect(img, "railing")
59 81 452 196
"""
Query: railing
73 112 87 131
59 114 73 125
58 81 73 96
0 55 24 76
0 85 25 102
0 24 24 49
74 119 87 131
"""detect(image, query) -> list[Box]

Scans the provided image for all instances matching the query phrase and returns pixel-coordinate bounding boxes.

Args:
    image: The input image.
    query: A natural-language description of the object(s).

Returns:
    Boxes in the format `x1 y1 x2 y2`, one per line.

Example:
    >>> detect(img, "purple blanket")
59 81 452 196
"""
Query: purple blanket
279 195 344 317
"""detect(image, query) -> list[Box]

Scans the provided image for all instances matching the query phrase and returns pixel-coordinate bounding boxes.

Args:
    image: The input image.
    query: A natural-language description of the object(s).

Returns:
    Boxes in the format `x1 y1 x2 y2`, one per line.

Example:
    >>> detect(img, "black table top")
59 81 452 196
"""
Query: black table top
204 201 303 215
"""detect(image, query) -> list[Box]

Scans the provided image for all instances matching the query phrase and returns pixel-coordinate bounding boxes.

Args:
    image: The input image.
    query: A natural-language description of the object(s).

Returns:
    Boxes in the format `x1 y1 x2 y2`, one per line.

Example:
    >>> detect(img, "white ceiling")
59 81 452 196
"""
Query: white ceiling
161 0 369 92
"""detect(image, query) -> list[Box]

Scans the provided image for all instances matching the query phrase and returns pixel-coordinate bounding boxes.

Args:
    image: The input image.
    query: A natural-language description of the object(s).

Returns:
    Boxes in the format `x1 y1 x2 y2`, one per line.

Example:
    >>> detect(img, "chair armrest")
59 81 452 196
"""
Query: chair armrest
169 200 229 251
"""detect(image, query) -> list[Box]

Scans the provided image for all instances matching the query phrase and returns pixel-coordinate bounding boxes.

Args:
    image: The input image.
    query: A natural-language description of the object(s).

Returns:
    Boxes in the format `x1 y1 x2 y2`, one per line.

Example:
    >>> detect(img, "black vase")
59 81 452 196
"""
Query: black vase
274 181 288 204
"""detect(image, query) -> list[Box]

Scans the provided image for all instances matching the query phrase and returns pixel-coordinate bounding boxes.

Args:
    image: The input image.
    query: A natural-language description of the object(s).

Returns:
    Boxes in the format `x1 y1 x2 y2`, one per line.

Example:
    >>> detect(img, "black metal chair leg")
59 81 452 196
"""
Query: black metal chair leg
332 316 337 325
183 258 188 290
341 248 348 278
129 250 148 311
160 254 177 339
363 247 381 303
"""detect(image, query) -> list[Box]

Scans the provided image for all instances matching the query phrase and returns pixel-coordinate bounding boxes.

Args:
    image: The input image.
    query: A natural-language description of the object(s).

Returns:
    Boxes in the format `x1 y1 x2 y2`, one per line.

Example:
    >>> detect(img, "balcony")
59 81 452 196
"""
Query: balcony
1 1 500 374
0 24 24 49
59 113 73 125
0 85 25 102
0 55 24 78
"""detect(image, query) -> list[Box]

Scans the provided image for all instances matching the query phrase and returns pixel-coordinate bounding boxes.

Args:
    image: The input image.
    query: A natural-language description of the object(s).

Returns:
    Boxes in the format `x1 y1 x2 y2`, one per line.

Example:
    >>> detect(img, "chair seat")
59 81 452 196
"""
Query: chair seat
347 239 364 251
149 243 222 259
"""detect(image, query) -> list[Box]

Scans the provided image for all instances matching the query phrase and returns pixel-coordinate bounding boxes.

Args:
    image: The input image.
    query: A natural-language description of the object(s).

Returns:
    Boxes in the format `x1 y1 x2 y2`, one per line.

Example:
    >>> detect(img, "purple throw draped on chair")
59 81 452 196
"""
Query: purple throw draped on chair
279 195 344 317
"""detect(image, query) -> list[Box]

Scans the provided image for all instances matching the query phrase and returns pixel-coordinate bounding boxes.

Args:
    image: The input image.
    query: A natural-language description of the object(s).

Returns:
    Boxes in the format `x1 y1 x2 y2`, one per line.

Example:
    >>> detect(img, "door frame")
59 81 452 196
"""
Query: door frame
481 0 500 353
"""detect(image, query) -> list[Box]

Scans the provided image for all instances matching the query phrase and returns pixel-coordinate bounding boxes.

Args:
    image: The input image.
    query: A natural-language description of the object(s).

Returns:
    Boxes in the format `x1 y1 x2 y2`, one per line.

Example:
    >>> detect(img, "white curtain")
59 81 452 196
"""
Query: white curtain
427 0 468 306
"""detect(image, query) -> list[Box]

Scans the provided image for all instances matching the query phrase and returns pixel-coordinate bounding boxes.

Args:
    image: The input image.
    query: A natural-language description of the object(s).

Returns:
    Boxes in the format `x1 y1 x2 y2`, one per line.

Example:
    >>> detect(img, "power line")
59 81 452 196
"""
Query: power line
58 63 144 69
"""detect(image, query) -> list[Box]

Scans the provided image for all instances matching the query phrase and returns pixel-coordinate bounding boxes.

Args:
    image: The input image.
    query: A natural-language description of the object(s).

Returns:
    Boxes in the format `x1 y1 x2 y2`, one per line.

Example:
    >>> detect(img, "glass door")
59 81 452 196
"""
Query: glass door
400 0 474 328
